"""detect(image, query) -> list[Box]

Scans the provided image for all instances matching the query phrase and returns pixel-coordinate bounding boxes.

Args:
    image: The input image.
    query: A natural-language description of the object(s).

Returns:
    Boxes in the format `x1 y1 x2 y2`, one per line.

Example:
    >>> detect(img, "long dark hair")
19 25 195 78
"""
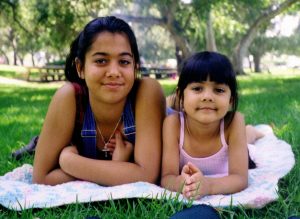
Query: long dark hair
176 51 238 126
65 16 140 85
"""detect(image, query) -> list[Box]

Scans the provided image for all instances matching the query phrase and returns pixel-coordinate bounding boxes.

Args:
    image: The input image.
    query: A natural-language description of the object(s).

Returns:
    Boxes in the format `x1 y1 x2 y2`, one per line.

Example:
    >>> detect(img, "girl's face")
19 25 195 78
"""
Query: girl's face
77 31 135 104
183 78 232 125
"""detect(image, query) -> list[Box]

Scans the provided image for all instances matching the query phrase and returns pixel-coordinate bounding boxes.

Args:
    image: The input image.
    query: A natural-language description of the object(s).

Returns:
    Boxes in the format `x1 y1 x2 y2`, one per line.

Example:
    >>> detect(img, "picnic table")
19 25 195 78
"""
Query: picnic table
140 67 177 79
26 65 65 82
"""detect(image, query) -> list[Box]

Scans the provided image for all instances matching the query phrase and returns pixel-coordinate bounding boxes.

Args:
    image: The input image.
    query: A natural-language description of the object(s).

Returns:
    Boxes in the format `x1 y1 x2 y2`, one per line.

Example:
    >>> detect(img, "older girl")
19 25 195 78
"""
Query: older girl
33 16 165 186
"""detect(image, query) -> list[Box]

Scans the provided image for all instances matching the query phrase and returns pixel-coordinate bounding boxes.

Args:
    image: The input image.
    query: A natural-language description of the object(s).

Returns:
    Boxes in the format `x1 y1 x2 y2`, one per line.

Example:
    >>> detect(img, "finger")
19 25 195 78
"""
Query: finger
115 131 124 148
106 142 116 149
181 164 191 175
109 138 116 144
185 187 201 199
187 162 200 174
124 140 133 150
190 172 203 184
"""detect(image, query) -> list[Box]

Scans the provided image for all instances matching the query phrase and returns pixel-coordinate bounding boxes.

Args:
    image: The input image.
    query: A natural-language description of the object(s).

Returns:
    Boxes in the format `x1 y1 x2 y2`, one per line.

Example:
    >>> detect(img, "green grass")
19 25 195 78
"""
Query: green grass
0 70 300 218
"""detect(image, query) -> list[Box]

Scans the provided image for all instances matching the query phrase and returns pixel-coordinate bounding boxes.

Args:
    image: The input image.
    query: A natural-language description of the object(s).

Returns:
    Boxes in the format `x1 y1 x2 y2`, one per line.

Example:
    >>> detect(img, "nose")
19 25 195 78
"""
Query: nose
106 62 120 78
201 89 213 102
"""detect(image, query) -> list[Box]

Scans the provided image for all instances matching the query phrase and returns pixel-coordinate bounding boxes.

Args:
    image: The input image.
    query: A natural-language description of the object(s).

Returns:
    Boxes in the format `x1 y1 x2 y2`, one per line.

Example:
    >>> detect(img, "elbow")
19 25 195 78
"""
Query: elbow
238 176 248 192
145 172 159 184
141 168 160 184
32 174 46 185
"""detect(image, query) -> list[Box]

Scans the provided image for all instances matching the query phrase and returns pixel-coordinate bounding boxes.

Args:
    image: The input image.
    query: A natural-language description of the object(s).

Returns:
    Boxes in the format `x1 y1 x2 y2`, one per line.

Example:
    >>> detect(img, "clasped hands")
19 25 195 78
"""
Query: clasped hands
60 130 133 162
180 162 210 200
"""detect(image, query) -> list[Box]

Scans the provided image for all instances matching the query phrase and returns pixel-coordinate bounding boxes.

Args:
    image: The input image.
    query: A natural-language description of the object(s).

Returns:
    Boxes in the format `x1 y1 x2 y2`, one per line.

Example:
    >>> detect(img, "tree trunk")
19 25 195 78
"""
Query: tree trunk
161 1 192 70
205 10 217 52
12 48 17 65
18 55 24 66
248 56 253 72
253 53 261 72
114 2 193 71
0 50 10 64
233 0 299 75
31 51 35 66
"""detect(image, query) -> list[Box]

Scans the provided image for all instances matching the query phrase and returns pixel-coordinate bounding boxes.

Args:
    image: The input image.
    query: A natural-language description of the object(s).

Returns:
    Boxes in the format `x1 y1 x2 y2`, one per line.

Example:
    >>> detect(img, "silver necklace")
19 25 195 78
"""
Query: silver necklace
97 116 122 152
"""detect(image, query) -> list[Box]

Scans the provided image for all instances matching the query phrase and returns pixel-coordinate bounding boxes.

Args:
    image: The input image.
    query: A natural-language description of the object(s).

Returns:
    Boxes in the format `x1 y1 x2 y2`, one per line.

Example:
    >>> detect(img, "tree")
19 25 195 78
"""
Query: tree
232 0 300 74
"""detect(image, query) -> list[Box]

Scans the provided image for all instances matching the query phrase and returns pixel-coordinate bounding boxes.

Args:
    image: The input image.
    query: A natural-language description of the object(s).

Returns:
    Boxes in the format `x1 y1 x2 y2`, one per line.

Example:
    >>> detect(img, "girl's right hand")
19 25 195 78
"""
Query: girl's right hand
180 164 192 195
111 131 133 162
183 162 210 200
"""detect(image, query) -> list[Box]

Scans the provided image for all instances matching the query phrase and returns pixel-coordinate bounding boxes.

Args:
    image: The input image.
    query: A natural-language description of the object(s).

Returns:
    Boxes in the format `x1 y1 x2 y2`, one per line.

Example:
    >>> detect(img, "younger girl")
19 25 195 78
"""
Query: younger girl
161 51 262 199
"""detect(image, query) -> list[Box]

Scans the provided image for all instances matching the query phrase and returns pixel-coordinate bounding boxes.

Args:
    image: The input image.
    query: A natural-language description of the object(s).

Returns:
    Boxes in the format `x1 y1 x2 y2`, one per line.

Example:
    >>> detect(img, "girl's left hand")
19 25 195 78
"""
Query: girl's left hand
183 162 210 200
112 131 133 162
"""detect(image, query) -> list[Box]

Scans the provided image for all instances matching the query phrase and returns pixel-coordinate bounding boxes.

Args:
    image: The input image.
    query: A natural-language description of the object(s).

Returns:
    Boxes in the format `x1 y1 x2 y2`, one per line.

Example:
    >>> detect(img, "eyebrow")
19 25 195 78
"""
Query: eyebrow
92 52 133 57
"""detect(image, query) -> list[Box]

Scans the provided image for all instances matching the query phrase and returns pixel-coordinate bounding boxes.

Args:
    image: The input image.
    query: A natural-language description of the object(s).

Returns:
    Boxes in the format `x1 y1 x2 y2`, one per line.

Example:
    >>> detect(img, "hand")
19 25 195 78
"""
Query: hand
183 162 210 200
179 164 192 194
112 131 133 162
105 139 116 156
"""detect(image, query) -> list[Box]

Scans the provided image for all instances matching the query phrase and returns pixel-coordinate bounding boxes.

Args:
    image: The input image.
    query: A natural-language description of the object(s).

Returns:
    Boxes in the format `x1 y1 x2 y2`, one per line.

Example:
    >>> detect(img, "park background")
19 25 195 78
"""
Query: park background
1 0 300 218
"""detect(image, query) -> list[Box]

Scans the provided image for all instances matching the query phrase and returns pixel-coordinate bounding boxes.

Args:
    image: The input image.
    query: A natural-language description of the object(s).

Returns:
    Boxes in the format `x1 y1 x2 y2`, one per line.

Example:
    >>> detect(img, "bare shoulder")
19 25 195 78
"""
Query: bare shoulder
135 78 165 115
164 112 180 126
53 82 76 100
45 82 77 125
163 113 181 140
227 112 246 140
232 112 245 123
137 78 163 95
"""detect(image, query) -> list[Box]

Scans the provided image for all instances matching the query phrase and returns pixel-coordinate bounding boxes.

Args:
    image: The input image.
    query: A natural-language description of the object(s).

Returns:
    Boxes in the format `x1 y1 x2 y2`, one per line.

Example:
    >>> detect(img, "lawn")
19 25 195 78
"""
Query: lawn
0 67 299 218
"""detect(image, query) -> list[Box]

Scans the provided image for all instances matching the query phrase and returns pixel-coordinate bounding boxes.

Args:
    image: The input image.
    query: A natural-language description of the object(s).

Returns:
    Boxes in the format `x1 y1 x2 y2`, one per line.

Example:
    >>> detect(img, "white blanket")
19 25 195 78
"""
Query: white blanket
0 125 295 211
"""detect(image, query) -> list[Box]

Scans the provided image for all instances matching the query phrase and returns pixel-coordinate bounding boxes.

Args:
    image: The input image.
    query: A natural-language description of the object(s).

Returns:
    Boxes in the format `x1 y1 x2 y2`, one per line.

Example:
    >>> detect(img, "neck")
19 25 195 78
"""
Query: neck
185 115 220 140
89 96 126 125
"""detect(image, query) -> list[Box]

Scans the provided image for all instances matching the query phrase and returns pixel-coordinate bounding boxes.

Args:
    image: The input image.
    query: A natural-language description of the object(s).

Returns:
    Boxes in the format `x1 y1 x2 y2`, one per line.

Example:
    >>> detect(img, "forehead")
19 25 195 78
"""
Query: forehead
87 31 132 56
189 77 228 85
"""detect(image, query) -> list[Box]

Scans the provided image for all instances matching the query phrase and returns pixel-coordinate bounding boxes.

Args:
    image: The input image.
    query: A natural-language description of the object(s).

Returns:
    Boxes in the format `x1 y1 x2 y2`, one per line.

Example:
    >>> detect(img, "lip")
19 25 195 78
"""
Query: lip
102 82 124 89
199 107 216 111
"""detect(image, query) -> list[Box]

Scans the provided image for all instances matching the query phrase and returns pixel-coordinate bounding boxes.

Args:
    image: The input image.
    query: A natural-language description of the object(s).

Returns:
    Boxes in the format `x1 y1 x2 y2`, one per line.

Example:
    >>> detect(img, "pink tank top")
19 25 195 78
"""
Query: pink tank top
179 112 229 177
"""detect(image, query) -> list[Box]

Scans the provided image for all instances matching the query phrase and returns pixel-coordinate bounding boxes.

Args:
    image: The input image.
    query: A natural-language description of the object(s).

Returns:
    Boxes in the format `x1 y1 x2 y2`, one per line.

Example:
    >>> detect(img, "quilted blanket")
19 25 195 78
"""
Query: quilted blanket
0 125 295 211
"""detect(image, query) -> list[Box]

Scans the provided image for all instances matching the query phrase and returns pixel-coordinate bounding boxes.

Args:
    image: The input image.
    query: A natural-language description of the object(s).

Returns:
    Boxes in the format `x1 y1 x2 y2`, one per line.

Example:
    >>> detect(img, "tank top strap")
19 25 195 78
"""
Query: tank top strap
81 101 98 159
179 111 185 149
122 98 136 144
220 119 228 148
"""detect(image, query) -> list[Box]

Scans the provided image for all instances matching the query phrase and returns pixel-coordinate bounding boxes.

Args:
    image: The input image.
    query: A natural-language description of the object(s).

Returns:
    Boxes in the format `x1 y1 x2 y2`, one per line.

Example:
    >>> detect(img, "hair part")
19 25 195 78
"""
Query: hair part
65 16 140 85
175 51 238 126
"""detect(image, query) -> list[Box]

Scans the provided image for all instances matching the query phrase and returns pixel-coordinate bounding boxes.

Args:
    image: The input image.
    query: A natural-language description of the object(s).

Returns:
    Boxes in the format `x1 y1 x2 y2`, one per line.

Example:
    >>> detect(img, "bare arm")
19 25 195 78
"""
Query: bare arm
59 78 165 185
161 114 186 192
188 112 248 197
33 83 77 185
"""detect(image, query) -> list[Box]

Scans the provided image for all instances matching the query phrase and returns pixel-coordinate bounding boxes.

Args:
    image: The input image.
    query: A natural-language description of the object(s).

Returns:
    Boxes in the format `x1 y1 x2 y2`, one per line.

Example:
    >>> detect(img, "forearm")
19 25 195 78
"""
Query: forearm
60 152 159 185
161 174 186 193
44 168 77 185
33 168 76 185
207 174 248 195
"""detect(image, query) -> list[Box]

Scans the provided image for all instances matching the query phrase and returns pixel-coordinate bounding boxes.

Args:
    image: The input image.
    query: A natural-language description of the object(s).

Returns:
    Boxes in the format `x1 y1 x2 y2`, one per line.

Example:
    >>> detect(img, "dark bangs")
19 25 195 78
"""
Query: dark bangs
178 52 236 89
177 51 238 126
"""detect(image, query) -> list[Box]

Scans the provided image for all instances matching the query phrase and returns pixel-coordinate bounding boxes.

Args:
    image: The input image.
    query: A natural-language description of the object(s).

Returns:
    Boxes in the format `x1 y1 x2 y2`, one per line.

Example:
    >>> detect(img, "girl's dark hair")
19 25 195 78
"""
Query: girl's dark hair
65 16 140 84
176 51 238 125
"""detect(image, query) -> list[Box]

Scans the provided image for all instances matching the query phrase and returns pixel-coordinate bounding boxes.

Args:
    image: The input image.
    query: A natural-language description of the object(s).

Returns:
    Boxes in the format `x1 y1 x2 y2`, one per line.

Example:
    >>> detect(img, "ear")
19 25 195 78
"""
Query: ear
75 58 84 79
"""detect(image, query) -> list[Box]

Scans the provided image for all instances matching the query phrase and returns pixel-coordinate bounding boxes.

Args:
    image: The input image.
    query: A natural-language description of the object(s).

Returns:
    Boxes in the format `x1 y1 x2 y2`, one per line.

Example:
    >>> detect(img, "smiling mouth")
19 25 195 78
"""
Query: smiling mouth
103 82 123 88
198 107 216 111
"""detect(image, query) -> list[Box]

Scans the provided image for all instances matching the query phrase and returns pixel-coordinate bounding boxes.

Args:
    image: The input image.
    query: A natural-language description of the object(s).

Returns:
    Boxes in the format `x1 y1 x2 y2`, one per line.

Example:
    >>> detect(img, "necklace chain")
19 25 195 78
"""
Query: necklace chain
97 116 122 151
